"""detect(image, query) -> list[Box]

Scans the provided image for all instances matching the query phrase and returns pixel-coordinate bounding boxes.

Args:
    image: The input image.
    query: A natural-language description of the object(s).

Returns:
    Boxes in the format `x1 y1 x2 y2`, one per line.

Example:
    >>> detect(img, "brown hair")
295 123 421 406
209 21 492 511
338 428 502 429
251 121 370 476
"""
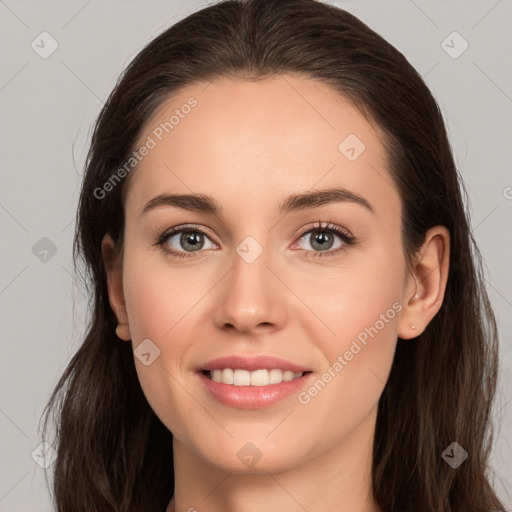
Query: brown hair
42 0 505 510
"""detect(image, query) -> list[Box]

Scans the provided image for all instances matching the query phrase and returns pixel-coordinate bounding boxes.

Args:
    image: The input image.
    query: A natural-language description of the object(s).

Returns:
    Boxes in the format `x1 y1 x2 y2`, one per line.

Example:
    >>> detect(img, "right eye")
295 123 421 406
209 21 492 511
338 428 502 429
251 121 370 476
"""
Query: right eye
156 224 218 258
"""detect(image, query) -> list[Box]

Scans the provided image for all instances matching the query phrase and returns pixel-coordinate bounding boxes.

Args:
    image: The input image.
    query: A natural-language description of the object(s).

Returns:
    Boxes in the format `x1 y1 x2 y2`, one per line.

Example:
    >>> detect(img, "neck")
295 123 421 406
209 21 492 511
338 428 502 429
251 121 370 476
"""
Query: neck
167 408 381 512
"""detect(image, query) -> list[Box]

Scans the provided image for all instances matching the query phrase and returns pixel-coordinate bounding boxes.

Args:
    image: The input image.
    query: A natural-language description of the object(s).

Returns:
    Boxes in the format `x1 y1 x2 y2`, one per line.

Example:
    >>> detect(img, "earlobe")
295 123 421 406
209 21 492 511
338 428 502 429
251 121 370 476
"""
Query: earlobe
101 233 131 341
398 226 450 340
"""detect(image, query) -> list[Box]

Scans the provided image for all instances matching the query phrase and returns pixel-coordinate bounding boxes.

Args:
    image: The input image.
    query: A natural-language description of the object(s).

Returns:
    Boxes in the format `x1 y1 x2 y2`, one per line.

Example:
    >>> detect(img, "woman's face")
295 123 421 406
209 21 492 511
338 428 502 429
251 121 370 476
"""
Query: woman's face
111 75 414 473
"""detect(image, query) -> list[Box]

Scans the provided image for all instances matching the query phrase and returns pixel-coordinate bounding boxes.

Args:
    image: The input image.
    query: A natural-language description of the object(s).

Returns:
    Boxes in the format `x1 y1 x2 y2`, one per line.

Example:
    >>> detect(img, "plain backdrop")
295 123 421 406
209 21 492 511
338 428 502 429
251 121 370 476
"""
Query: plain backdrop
0 0 511 510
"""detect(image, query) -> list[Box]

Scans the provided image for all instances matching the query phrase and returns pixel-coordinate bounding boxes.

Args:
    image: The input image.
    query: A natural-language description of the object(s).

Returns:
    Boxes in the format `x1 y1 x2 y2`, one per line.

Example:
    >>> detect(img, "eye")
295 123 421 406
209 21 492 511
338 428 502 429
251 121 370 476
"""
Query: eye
155 221 356 260
291 221 356 259
156 224 217 259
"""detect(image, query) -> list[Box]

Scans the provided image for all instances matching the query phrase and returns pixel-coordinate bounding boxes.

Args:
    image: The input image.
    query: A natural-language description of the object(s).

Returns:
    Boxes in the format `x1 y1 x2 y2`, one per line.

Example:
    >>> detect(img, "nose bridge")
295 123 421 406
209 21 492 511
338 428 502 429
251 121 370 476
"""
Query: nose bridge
213 232 286 334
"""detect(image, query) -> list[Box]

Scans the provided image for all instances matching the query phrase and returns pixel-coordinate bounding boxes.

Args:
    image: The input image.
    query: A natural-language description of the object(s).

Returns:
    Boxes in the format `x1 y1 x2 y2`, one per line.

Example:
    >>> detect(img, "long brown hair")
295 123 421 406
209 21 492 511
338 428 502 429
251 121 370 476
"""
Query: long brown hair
42 0 506 510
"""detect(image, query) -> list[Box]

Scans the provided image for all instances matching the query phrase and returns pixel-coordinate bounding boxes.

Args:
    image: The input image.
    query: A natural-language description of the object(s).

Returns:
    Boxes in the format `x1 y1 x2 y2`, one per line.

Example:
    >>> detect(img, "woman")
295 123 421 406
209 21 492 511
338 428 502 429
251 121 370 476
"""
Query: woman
42 0 506 510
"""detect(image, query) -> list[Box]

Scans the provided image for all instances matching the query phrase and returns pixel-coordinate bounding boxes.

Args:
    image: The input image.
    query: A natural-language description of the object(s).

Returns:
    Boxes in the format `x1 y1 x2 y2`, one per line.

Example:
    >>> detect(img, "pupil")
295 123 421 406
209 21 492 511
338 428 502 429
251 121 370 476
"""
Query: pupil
312 231 332 251
181 232 203 251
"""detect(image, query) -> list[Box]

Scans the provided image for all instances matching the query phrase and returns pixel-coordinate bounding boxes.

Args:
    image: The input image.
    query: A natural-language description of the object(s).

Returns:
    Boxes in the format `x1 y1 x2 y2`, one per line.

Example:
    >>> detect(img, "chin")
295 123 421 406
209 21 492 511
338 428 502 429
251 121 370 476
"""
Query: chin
192 435 308 475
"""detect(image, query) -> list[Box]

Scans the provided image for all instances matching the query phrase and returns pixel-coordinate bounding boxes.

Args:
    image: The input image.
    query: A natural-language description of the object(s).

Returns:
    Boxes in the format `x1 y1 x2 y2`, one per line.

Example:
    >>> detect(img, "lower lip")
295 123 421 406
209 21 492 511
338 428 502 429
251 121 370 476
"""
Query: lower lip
198 371 313 409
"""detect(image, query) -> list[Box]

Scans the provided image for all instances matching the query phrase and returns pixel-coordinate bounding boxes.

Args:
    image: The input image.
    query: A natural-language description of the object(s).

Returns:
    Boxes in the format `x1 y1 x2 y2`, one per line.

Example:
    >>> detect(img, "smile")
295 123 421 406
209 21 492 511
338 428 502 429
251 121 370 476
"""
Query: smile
205 368 308 386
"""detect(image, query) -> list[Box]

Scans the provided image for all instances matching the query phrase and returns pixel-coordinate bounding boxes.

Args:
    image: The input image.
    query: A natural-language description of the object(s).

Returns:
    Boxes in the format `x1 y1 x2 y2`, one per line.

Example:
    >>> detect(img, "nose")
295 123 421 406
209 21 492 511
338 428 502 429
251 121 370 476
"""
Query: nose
212 244 288 337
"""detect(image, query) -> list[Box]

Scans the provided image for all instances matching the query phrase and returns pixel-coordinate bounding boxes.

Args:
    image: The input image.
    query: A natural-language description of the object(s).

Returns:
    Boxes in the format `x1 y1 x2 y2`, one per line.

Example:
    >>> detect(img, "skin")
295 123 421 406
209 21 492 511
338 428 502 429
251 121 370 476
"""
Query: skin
102 75 450 512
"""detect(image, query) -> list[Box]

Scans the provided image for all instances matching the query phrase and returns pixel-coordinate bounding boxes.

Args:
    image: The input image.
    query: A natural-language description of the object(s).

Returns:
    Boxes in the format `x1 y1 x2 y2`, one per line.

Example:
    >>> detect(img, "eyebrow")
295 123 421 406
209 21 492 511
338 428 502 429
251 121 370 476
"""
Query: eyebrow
140 186 374 217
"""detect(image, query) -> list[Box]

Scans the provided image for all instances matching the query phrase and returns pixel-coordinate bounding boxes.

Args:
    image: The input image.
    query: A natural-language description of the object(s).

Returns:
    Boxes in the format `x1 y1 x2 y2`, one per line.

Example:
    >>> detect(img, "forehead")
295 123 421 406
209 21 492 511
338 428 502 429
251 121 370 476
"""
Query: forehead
125 75 398 221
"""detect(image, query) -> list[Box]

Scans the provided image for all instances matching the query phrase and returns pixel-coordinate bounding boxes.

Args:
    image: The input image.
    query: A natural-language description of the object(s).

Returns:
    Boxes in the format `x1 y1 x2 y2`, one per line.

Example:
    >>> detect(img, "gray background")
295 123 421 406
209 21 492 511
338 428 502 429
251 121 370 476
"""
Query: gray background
1 0 511 510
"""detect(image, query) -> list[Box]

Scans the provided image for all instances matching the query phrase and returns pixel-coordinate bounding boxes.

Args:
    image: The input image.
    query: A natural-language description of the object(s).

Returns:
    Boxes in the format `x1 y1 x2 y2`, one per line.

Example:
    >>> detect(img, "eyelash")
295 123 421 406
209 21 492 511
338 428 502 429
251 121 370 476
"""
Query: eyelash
154 220 356 260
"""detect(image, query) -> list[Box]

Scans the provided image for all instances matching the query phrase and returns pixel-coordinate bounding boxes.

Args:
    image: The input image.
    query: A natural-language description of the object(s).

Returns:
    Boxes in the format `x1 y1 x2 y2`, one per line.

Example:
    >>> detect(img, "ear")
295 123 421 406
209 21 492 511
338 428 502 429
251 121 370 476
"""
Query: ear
101 233 131 341
398 226 450 340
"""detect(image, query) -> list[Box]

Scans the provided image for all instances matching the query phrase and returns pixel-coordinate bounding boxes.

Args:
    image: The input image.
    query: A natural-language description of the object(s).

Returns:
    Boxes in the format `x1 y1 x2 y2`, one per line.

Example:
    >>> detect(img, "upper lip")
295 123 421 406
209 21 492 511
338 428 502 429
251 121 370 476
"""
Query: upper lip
199 355 311 373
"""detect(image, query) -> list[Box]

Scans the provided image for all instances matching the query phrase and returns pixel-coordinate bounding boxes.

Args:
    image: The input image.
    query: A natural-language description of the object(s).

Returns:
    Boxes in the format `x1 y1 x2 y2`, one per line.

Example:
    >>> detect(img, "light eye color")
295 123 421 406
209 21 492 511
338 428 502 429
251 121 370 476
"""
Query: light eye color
163 230 216 255
295 229 345 253
155 221 356 260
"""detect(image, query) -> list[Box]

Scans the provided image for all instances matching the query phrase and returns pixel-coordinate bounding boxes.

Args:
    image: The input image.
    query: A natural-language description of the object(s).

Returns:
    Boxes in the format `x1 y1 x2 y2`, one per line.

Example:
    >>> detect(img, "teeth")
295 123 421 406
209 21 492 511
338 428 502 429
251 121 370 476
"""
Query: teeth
209 368 304 386
221 368 234 384
234 369 251 386
269 369 283 384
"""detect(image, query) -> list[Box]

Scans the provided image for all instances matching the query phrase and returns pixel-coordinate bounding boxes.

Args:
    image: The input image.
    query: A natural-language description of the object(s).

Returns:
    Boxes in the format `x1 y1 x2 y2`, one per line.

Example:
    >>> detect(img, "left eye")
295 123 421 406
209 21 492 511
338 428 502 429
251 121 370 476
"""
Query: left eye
295 228 346 253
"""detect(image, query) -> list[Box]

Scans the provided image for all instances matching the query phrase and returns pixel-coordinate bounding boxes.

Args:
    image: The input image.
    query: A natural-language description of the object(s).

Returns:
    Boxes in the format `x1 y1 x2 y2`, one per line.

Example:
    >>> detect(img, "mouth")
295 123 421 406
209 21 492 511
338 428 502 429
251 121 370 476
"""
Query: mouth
201 368 313 386
196 355 314 409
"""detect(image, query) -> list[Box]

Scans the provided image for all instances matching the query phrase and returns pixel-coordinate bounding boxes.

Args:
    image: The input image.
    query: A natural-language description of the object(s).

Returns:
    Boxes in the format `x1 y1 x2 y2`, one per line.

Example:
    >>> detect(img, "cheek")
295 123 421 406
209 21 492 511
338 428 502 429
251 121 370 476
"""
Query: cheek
120 247 221 408
120 253 200 436
291 241 405 346
293 286 401 455
292 243 404 409
122 248 206 341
